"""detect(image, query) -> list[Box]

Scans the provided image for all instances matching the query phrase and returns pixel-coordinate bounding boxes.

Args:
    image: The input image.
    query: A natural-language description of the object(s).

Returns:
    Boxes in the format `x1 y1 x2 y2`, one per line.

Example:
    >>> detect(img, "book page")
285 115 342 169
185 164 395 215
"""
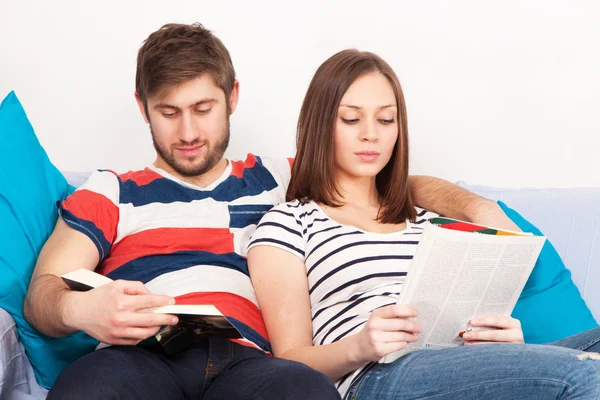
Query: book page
381 223 545 363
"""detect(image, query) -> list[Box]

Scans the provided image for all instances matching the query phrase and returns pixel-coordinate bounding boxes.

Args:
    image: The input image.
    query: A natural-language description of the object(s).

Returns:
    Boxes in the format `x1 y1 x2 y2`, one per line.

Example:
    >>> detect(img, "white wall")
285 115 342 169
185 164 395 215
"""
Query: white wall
1 0 599 188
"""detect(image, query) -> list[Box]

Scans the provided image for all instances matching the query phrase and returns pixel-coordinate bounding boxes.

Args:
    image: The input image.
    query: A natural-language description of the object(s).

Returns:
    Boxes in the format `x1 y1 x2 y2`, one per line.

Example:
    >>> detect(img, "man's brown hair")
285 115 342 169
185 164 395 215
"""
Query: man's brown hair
287 49 416 224
136 23 236 116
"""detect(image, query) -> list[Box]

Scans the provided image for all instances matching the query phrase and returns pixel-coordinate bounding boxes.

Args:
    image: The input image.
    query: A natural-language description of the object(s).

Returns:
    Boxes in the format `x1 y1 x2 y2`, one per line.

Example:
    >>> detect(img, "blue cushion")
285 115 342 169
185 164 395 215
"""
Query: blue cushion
0 91 98 389
501 201 599 343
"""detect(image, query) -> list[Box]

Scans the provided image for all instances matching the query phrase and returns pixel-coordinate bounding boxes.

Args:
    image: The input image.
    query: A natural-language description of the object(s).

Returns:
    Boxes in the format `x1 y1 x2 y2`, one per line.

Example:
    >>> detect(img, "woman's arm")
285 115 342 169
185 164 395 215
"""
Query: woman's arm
248 245 419 382
408 176 520 231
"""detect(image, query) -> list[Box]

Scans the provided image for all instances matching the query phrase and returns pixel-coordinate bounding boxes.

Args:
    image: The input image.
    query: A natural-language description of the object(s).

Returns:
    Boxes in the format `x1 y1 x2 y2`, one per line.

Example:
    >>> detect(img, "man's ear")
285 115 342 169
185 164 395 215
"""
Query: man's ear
228 81 240 115
134 92 150 124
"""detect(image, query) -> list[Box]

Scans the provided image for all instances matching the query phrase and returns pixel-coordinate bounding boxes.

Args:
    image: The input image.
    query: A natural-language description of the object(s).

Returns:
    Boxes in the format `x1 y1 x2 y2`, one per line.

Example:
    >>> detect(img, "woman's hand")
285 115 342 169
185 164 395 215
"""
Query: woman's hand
349 304 421 363
461 316 524 345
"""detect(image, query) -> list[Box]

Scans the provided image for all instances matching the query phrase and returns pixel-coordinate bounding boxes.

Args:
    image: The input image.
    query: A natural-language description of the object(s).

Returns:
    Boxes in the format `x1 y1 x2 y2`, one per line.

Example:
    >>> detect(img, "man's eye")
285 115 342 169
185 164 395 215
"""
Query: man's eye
196 108 211 114
162 113 176 118
342 118 359 124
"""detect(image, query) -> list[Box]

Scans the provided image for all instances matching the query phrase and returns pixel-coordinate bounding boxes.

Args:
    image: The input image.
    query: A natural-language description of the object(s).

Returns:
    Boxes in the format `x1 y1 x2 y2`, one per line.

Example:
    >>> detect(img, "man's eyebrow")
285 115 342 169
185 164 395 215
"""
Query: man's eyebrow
339 104 397 110
153 98 218 110
193 98 218 106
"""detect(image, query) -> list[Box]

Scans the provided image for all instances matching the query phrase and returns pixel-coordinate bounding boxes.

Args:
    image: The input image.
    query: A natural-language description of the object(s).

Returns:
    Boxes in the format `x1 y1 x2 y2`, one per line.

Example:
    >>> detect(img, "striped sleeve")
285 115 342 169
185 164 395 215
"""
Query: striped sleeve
59 170 120 261
247 202 305 260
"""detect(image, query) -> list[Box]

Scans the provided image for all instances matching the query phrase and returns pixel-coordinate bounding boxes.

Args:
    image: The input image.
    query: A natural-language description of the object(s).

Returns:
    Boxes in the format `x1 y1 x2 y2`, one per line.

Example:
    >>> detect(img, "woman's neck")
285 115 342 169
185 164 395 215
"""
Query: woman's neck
334 172 379 208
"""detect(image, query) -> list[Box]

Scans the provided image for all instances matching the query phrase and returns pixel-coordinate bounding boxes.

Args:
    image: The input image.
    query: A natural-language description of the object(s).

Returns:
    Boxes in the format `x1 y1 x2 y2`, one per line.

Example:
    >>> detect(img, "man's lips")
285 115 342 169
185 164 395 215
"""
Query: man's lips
175 145 204 157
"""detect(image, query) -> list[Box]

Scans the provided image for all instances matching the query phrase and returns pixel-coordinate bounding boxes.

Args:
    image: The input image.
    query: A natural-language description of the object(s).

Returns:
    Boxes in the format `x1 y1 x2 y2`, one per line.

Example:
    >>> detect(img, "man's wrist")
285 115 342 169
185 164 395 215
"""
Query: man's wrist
60 289 83 333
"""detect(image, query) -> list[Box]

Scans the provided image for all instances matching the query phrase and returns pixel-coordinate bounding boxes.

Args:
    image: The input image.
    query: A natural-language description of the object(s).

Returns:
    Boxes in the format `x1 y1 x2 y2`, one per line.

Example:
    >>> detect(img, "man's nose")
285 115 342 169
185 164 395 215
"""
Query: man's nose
178 114 199 143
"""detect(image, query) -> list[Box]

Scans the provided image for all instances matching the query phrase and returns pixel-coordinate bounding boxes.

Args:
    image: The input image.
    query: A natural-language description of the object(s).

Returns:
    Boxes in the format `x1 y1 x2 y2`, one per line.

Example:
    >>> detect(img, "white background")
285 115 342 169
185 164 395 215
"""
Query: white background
1 0 599 188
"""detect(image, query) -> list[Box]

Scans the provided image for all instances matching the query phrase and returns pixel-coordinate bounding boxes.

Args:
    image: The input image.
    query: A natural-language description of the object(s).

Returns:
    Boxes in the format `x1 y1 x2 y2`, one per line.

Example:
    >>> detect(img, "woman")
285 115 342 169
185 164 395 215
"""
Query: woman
247 49 600 399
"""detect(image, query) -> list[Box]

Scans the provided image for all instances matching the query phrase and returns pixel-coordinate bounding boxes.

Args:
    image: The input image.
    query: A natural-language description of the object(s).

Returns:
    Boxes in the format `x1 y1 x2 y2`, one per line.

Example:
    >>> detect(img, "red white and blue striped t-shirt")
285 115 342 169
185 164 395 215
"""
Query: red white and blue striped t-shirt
60 154 292 354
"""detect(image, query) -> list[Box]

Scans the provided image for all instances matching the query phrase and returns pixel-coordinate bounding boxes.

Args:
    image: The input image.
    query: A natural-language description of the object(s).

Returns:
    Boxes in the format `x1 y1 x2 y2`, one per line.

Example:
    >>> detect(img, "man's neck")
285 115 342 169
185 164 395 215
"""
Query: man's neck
153 157 229 188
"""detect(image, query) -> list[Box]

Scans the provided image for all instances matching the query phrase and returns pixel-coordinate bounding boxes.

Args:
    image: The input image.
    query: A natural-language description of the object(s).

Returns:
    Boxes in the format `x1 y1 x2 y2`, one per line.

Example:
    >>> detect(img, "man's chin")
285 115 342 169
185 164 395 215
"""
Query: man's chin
170 158 218 177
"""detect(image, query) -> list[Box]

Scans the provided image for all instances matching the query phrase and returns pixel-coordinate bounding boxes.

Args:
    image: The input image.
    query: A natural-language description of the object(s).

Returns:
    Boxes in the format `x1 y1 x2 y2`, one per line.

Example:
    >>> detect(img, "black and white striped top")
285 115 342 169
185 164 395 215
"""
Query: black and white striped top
248 199 436 398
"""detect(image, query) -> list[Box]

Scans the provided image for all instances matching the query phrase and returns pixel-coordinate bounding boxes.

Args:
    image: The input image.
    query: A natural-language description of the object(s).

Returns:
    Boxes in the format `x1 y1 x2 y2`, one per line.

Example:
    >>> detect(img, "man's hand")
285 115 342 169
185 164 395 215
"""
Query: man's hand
469 199 521 232
65 280 178 345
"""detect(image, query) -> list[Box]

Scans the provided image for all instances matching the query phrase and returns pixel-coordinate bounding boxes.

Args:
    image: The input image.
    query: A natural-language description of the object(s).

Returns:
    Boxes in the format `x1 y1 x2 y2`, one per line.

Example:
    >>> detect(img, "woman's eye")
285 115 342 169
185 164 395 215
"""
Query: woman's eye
379 119 395 124
341 118 359 124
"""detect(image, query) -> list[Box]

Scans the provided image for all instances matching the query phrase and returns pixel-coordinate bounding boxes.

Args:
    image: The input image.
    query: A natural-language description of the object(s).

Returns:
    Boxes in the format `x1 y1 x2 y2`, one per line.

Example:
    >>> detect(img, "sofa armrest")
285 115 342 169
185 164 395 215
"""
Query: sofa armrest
0 308 47 399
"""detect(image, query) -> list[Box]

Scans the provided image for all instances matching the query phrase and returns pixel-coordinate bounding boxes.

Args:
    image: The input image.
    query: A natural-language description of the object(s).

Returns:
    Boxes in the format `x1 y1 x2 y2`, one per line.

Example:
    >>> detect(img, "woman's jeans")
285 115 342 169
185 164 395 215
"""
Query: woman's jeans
348 327 600 399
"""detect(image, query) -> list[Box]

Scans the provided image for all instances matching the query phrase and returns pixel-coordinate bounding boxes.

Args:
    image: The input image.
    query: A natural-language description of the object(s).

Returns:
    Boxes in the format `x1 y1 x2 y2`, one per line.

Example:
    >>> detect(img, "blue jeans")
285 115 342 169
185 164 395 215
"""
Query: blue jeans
48 337 340 399
348 327 600 400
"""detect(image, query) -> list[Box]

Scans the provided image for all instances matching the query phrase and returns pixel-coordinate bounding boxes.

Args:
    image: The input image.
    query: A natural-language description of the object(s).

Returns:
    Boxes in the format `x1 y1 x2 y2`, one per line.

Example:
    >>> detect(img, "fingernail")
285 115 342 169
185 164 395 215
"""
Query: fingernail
168 298 176 305
171 317 178 325
463 333 472 340
471 319 479 325
415 324 421 333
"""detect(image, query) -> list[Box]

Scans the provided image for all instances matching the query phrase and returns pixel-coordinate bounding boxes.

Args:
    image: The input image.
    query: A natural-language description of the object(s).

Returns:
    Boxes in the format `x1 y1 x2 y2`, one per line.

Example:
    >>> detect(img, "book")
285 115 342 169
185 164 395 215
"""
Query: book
61 269 243 355
380 217 546 363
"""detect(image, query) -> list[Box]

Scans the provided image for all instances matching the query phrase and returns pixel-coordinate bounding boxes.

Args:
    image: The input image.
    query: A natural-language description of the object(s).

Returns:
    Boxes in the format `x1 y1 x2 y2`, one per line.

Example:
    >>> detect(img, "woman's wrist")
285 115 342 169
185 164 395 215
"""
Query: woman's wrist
344 334 367 367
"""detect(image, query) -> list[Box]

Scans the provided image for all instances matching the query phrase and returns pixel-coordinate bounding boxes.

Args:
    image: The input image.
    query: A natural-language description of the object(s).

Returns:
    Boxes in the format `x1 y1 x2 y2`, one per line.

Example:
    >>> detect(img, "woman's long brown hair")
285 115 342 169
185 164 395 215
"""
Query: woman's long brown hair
287 49 416 224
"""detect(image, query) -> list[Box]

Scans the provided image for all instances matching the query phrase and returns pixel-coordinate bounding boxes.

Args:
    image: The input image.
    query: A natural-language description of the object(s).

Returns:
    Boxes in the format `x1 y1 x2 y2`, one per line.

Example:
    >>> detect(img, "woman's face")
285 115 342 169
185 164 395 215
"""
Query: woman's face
334 72 399 180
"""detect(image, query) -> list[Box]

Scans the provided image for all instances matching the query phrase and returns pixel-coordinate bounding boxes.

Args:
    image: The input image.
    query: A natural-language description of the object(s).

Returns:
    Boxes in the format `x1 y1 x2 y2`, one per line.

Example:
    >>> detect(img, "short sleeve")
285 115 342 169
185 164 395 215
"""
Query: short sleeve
248 202 305 260
59 170 120 261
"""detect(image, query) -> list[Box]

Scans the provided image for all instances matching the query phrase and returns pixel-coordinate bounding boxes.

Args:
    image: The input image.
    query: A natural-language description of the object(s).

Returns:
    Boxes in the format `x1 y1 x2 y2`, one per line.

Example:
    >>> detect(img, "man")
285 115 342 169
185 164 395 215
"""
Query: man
24 23 516 399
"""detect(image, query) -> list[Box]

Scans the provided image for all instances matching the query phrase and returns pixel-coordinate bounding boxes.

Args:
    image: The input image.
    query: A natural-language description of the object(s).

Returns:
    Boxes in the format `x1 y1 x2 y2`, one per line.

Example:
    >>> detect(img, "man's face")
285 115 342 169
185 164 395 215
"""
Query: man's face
138 75 238 178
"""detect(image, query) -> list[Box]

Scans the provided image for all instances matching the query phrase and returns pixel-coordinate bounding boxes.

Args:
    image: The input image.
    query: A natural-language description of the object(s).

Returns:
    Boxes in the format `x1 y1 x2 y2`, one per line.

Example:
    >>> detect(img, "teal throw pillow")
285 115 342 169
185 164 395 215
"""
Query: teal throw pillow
0 91 98 389
502 201 599 343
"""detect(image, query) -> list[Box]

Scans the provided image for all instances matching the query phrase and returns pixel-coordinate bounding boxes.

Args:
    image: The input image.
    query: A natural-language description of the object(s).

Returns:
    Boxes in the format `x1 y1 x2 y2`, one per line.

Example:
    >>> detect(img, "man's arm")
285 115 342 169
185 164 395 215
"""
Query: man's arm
24 218 177 345
408 175 520 231
24 218 100 336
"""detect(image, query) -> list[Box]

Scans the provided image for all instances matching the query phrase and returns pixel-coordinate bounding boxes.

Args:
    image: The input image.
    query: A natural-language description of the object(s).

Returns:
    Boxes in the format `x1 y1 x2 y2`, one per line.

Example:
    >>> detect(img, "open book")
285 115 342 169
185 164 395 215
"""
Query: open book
61 269 243 355
380 217 546 363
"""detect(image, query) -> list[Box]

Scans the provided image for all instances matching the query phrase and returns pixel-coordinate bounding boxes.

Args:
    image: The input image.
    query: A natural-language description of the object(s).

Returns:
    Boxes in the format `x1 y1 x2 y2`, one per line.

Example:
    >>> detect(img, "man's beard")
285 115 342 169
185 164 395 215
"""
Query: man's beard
151 120 230 177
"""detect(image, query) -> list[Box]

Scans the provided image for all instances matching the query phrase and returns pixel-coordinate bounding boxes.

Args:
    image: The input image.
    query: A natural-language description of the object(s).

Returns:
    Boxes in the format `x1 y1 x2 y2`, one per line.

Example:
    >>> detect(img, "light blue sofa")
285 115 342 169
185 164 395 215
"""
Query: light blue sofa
1 179 599 399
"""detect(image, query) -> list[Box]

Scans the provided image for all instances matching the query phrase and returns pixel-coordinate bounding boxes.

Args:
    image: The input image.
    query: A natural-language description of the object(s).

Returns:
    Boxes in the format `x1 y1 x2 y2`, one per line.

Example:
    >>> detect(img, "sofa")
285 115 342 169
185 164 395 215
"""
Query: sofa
1 177 599 399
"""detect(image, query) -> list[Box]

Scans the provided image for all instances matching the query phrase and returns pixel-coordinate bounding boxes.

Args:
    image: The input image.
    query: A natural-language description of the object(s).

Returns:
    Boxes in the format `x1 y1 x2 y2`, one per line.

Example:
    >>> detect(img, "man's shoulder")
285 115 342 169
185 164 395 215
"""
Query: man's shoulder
82 167 160 185
112 167 163 186
72 167 164 205
229 154 292 176
229 154 292 200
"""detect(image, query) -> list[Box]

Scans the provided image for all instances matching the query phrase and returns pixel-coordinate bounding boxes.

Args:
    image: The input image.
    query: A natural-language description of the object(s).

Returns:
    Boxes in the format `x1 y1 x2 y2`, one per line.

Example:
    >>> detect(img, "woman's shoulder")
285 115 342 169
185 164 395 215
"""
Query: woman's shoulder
263 200 324 231
268 199 318 217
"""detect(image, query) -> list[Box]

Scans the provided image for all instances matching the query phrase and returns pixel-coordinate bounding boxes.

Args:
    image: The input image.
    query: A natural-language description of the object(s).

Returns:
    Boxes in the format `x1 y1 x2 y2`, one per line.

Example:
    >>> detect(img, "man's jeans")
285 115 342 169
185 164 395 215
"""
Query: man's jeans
348 327 600 399
48 337 341 400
